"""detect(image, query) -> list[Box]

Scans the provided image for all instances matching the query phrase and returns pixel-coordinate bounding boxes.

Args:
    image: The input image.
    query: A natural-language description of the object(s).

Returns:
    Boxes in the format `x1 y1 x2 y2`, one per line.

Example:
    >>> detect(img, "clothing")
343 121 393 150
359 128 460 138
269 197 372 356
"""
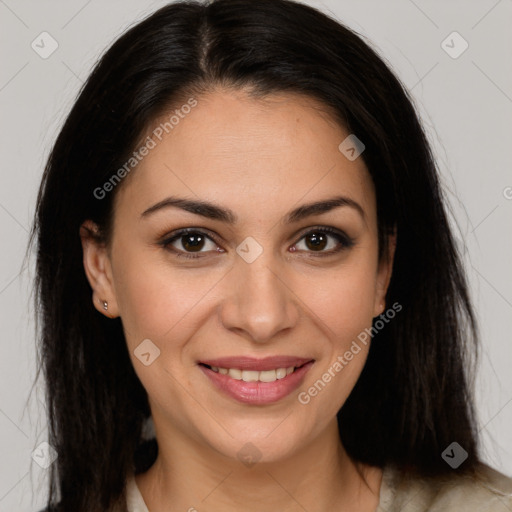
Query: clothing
376 463 512 511
126 463 512 511
126 474 150 512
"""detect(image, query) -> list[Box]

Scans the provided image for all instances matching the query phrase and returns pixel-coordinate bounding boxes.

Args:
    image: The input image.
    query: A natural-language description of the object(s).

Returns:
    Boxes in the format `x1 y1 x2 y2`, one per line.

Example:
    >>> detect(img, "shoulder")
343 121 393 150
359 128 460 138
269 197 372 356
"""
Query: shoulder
378 462 512 511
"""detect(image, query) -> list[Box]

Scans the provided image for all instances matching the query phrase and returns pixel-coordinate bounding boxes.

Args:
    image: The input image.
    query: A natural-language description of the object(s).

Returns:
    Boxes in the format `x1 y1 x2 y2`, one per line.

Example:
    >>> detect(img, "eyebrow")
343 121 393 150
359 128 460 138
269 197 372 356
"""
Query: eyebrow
141 194 365 224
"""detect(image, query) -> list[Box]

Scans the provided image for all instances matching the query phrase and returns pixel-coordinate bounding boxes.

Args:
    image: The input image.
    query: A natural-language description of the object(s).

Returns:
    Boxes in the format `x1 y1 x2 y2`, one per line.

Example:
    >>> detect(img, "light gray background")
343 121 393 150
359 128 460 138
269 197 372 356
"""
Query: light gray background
1 0 511 510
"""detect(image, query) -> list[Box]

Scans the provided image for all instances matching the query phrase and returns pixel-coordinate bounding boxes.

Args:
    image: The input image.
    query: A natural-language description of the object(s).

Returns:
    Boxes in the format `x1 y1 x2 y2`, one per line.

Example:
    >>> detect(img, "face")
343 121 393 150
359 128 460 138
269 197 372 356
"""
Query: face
81 88 394 464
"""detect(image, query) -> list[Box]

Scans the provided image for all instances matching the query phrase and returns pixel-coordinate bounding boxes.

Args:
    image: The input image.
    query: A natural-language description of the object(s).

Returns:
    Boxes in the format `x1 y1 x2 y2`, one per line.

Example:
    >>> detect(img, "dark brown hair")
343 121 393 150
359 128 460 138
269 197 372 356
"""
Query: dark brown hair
29 0 479 510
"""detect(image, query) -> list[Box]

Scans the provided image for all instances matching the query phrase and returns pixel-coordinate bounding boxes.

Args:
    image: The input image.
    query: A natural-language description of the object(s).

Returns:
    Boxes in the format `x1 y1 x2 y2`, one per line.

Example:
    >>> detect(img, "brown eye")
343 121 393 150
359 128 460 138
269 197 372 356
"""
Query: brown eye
180 233 206 252
161 229 221 259
304 232 328 251
293 227 354 256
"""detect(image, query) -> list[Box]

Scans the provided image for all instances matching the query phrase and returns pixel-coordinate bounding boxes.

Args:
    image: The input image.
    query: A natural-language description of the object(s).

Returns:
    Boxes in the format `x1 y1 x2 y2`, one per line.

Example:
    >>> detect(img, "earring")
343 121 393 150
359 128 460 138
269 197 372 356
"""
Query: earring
102 300 108 311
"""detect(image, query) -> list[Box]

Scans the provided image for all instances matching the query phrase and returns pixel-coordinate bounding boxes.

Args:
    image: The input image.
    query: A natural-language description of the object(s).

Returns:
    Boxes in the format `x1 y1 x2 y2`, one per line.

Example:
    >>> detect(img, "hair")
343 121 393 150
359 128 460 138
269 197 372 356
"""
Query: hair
28 0 481 510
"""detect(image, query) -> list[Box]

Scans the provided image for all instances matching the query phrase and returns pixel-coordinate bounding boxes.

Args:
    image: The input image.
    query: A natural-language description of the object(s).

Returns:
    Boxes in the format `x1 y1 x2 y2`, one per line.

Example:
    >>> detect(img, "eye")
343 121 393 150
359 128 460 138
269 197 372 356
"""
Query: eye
291 227 354 256
160 228 223 259
160 226 354 260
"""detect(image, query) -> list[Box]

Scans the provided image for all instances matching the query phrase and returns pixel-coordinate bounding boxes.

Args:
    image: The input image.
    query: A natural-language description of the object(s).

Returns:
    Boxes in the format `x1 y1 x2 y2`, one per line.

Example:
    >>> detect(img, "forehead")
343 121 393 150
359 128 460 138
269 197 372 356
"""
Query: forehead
114 88 375 222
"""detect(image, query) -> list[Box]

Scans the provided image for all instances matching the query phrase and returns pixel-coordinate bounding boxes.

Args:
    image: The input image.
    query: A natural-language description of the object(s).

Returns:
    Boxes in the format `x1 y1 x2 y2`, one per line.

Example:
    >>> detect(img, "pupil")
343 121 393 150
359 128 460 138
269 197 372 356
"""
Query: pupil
183 234 204 252
306 232 327 251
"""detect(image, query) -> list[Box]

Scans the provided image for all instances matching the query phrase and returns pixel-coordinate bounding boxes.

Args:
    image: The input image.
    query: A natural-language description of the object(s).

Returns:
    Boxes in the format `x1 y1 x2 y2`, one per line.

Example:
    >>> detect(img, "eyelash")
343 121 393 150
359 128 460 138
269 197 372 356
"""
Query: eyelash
159 226 355 260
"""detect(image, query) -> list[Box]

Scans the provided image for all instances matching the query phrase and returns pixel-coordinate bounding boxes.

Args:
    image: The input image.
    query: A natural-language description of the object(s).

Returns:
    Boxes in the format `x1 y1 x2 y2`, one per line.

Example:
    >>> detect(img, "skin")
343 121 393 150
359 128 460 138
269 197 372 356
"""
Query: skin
81 87 396 512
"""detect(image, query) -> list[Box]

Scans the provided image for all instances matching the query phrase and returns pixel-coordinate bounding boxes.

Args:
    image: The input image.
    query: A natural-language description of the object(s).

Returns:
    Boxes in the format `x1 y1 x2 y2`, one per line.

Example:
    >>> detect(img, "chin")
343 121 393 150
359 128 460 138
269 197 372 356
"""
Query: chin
195 414 313 466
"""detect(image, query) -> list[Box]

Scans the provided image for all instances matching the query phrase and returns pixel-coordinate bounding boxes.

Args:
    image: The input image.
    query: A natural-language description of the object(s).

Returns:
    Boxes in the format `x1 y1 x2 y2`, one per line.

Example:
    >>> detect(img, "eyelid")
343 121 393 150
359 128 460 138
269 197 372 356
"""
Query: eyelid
158 227 223 258
294 224 347 241
291 225 355 254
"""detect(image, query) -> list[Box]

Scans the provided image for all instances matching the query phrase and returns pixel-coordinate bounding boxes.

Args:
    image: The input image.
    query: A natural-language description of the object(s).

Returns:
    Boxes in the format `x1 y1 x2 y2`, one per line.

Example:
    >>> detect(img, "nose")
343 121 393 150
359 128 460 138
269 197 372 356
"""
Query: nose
218 252 300 343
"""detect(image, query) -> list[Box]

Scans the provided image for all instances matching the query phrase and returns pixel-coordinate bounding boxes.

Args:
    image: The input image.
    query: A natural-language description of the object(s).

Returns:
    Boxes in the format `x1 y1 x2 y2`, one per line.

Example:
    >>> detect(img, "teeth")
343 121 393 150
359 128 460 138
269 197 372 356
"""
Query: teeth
242 370 259 382
228 368 242 380
259 370 276 382
276 368 287 379
209 365 297 382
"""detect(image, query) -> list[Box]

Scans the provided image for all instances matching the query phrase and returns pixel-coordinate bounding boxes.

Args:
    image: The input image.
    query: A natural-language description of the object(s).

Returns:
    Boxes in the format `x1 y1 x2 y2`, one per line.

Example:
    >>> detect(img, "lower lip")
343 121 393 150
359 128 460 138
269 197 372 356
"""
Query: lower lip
199 362 314 405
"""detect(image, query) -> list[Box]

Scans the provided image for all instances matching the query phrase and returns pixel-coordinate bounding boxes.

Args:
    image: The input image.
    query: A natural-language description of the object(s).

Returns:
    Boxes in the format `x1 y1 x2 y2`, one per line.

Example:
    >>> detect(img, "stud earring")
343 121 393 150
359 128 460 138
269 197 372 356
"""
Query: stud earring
102 300 108 311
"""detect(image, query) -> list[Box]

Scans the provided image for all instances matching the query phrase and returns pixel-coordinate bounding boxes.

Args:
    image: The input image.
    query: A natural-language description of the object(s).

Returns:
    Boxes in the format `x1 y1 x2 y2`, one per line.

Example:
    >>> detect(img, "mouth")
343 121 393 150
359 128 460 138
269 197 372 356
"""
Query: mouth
198 356 315 404
199 362 308 382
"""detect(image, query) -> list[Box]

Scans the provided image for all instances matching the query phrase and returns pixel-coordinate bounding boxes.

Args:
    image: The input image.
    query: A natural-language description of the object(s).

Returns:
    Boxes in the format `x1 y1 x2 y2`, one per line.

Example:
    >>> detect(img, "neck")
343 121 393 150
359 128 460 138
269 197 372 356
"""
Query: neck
135 419 383 512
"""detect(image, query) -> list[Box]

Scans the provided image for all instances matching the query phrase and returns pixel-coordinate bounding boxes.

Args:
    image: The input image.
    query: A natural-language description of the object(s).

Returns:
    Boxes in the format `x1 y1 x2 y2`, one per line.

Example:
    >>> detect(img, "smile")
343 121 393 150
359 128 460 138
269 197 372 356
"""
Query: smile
198 356 315 404
207 365 296 383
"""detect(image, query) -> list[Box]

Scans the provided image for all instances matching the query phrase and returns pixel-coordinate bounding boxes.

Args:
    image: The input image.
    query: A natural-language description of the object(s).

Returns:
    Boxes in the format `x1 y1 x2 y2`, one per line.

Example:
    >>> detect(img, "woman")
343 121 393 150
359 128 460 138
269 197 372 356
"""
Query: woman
30 0 512 510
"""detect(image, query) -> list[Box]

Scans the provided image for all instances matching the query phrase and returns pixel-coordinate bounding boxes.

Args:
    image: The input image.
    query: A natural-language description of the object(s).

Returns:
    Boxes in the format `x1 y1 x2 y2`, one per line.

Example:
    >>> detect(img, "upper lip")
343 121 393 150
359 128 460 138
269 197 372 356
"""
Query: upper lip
199 356 314 371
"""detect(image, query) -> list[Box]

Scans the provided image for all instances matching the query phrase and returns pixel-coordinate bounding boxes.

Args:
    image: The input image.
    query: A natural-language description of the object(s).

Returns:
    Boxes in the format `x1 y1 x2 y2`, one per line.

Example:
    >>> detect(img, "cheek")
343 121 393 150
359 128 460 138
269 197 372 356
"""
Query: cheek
111 246 220 348
294 258 378 339
292 257 377 410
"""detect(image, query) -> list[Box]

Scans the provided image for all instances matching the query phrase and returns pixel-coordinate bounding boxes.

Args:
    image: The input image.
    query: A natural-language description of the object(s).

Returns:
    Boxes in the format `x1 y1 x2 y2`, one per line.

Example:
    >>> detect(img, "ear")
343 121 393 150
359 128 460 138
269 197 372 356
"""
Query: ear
373 227 397 317
79 220 119 319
